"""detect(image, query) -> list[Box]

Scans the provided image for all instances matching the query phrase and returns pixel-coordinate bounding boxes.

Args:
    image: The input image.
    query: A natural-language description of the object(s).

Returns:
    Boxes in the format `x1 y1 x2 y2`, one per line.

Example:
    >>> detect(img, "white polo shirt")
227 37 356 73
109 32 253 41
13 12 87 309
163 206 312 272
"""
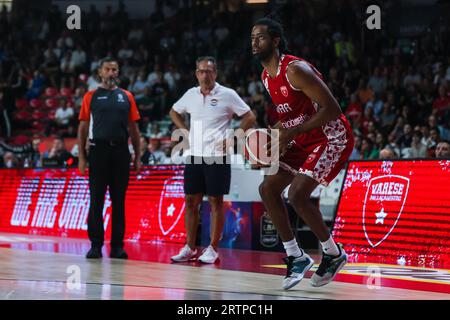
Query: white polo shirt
173 82 250 157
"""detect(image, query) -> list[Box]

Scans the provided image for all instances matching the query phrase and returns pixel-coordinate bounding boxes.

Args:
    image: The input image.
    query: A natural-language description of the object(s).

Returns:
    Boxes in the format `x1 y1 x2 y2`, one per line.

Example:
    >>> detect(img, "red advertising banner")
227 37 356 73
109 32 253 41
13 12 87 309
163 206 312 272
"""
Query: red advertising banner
333 160 450 268
0 166 186 243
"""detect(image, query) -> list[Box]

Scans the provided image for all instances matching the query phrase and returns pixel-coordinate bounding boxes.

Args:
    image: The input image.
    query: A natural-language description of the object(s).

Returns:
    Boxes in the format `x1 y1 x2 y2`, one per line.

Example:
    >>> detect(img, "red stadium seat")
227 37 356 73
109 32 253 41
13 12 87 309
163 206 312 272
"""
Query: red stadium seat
31 110 46 120
31 121 45 131
79 73 88 82
29 98 43 109
15 99 28 110
10 134 30 145
45 98 60 109
14 111 32 121
48 110 56 120
60 87 73 97
44 87 58 97
66 99 75 108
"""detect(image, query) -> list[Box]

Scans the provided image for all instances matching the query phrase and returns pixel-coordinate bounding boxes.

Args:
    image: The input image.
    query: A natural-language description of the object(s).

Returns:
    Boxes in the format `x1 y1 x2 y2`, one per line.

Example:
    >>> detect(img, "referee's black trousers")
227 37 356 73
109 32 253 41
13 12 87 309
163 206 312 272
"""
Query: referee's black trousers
87 140 130 249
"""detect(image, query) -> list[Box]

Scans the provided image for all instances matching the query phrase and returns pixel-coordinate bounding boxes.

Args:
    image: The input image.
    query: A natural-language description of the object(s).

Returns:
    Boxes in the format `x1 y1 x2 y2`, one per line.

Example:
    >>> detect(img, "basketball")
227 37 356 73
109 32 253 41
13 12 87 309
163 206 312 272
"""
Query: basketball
244 128 274 166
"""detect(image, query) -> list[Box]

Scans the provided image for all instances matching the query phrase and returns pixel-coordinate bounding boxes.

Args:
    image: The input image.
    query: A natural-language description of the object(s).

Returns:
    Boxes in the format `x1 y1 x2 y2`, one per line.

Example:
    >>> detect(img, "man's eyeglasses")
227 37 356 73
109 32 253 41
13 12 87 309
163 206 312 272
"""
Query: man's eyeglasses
196 69 215 74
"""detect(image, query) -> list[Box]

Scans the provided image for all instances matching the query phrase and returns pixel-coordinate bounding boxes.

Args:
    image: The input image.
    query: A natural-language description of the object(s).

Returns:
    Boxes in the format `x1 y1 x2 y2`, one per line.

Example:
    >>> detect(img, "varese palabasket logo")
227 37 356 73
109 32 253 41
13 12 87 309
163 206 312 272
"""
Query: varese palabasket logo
362 175 410 248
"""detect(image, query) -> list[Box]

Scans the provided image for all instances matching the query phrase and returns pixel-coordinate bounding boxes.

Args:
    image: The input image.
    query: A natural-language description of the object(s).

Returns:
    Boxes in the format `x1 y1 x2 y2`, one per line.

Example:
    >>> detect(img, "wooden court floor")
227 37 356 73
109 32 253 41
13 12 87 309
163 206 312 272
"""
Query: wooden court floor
0 233 448 300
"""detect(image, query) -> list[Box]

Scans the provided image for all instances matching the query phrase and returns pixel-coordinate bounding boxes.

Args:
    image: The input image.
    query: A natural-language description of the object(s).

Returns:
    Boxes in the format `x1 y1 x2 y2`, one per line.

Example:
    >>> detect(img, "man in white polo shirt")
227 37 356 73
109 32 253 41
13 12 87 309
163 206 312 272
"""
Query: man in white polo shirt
169 56 256 264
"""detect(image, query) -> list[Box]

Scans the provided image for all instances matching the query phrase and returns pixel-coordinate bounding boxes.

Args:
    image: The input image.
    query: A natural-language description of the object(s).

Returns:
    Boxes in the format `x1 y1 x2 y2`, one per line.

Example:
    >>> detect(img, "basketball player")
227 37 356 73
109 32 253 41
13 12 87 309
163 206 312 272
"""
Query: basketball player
251 18 354 289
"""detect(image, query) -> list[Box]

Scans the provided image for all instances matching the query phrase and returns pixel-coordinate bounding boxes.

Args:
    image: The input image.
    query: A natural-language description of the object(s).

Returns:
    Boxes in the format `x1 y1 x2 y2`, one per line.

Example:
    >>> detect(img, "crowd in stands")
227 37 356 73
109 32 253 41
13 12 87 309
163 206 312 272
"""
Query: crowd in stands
0 0 449 169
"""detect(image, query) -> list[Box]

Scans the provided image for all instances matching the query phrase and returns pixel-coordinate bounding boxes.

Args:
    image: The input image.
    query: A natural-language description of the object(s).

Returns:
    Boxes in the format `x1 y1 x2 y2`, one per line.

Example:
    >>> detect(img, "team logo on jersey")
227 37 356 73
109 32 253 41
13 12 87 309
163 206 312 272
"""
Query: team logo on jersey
158 177 185 236
280 86 289 97
362 175 410 248
117 93 125 103
210 98 218 106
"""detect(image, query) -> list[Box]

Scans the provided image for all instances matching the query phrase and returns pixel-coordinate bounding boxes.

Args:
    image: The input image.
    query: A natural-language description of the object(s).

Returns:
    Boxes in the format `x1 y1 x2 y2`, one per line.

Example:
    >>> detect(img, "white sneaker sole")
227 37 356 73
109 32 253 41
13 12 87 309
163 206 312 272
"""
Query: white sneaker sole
171 256 197 263
310 256 348 287
282 257 315 290
198 257 219 264
170 258 197 262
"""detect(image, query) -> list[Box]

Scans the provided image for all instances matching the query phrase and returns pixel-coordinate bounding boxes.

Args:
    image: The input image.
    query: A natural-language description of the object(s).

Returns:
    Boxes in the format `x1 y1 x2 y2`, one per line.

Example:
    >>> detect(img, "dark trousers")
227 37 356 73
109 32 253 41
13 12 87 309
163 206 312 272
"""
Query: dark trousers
88 140 130 248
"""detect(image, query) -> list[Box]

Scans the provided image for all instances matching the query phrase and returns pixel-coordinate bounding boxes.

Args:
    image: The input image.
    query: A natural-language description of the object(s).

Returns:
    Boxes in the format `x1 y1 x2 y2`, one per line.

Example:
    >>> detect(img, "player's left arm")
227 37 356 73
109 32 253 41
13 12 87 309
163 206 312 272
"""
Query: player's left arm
285 61 342 136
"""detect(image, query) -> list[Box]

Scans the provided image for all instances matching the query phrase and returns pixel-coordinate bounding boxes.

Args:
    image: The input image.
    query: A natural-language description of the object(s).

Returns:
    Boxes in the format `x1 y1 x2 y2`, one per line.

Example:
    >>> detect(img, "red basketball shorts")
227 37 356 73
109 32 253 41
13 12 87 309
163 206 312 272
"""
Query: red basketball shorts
279 129 354 186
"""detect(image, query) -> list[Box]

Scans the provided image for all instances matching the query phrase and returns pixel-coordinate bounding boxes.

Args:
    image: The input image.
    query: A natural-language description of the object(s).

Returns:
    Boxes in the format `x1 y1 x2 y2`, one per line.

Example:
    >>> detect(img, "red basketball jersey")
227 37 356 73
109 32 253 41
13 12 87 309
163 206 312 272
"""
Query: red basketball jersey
261 54 352 150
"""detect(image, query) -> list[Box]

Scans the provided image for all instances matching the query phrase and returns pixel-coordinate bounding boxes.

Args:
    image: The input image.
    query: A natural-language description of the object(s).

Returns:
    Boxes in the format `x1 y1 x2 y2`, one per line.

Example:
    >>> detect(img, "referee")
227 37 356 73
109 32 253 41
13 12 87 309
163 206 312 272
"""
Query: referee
77 57 141 259
169 56 256 264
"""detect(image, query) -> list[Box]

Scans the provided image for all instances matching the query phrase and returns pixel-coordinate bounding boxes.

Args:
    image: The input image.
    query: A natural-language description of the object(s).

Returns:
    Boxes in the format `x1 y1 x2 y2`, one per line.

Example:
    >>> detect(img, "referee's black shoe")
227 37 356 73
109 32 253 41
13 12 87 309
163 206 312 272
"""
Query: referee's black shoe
110 247 128 259
86 246 103 259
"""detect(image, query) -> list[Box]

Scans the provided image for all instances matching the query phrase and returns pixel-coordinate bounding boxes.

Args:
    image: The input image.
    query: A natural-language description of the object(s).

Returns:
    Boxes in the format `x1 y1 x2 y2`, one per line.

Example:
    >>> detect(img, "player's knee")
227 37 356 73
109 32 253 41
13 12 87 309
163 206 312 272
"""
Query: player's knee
288 185 309 209
259 181 283 200
259 182 269 199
